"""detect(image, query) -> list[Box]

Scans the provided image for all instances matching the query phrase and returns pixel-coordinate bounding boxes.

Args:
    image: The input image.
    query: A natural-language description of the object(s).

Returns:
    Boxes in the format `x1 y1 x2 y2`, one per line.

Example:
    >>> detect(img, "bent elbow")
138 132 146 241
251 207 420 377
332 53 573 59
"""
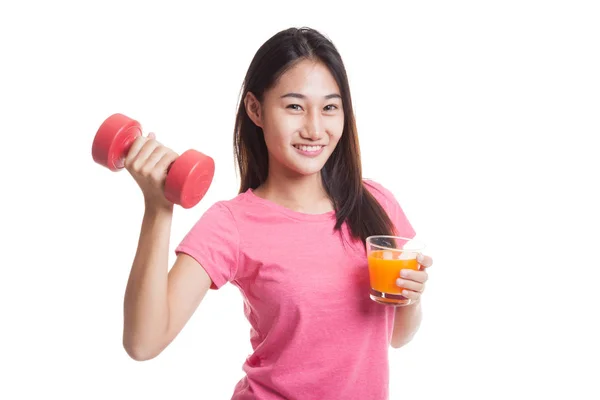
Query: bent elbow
123 339 162 362
390 334 415 349
390 340 406 349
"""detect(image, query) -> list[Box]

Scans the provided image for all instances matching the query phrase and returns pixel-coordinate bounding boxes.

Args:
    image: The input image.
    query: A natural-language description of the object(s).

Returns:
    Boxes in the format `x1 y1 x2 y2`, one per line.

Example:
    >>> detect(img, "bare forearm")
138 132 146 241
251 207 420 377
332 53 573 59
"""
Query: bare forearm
123 204 173 359
390 301 423 348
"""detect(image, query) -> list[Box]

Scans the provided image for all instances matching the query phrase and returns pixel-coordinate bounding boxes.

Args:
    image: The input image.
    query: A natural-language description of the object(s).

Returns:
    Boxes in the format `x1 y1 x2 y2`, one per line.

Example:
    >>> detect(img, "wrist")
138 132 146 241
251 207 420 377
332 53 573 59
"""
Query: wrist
395 298 421 311
144 200 174 217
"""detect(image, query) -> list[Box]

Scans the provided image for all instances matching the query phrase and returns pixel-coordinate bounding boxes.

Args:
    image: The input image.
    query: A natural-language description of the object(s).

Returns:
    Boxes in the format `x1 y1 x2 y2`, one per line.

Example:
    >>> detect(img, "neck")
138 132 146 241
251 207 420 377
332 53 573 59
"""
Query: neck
256 170 333 214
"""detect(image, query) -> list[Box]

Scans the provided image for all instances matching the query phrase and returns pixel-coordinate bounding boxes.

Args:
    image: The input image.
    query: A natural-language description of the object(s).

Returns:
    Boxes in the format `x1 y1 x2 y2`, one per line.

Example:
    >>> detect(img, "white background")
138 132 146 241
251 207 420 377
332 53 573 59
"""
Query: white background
1 0 598 399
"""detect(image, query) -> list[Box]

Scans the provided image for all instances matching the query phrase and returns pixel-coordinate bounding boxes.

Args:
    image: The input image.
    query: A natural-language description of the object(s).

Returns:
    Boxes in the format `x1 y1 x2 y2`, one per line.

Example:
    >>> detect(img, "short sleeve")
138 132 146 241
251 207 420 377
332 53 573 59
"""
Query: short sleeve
174 202 239 290
364 179 417 239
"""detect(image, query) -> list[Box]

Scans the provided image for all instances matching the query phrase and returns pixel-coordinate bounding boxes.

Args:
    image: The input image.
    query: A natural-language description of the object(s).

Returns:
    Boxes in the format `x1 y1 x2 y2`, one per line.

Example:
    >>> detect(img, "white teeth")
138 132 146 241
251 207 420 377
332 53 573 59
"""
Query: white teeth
294 145 323 152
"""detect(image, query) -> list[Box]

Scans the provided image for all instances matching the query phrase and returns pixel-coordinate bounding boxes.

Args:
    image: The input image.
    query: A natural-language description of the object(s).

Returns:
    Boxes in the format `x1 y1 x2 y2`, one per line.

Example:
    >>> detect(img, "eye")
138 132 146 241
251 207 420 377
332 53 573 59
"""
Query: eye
286 104 303 111
324 104 339 111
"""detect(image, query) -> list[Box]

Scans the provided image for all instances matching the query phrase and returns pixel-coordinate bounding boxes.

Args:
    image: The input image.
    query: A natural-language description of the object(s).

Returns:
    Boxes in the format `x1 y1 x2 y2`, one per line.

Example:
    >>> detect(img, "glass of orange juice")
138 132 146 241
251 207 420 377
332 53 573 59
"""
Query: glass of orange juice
366 235 426 306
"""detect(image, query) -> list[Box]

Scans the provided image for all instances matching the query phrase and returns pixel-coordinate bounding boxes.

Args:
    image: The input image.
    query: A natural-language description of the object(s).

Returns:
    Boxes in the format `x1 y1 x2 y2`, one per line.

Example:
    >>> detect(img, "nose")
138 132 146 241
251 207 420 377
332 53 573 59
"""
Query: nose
301 112 324 141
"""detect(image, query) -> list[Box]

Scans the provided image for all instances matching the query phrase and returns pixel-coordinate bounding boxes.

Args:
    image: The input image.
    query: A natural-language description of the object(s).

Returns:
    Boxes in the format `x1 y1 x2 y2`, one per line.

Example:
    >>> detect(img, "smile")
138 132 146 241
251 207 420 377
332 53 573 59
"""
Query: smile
293 144 325 157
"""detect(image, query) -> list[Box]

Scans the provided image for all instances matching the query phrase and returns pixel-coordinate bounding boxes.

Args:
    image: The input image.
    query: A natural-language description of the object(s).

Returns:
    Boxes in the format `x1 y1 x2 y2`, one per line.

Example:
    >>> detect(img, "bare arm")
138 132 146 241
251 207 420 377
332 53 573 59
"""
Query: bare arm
122 205 172 360
390 301 423 348
122 204 212 361
119 133 215 361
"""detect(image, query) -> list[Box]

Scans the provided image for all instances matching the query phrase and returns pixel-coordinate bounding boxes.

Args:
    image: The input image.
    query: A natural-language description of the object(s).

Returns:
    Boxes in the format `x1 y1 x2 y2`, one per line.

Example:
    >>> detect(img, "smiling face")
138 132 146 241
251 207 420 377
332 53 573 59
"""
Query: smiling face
245 59 345 179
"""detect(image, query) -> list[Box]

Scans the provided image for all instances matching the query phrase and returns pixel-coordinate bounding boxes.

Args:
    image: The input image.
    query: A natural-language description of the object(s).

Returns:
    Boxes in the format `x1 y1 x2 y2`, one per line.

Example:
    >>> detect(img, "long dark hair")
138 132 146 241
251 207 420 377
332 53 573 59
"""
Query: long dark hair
234 27 395 244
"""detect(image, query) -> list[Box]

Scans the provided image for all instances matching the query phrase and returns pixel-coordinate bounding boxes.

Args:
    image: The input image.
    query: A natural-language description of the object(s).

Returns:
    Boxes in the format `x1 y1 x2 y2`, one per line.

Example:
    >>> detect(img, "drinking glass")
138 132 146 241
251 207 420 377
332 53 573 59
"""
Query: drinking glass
366 235 426 306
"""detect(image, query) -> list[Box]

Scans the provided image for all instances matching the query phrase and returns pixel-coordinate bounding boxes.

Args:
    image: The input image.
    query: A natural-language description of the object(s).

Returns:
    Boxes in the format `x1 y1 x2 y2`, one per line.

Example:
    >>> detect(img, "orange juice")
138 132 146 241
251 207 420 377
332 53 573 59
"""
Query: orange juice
367 250 419 294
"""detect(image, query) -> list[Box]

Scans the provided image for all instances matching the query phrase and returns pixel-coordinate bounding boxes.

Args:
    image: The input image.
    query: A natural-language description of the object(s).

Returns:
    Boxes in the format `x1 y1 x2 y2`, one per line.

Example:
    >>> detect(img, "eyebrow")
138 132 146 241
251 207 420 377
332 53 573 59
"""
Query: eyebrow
280 92 342 100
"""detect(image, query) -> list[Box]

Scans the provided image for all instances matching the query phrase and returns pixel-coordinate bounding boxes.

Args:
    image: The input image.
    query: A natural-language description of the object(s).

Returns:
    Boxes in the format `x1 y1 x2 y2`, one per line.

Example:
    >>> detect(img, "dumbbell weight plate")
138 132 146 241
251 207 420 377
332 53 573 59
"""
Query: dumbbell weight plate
92 113 142 171
165 149 215 209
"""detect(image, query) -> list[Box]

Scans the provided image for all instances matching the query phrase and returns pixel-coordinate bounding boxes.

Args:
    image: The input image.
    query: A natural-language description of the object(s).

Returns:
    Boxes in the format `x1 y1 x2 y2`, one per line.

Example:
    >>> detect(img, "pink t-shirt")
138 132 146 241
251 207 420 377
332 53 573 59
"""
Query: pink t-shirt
175 179 416 400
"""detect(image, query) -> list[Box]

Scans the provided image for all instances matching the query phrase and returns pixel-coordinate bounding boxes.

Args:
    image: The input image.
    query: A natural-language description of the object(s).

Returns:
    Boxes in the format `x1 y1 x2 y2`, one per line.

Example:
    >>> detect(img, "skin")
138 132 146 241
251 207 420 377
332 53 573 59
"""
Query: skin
119 58 433 361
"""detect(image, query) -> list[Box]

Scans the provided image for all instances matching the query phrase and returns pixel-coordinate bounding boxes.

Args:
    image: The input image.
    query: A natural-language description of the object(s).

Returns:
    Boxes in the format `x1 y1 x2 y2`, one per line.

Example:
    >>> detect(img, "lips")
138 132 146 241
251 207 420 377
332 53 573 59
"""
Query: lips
293 144 325 157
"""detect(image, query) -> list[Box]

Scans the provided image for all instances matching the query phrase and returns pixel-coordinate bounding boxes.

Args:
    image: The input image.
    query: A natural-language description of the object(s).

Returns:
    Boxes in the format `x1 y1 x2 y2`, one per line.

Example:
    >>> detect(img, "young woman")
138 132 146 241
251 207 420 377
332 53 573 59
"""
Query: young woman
121 27 434 400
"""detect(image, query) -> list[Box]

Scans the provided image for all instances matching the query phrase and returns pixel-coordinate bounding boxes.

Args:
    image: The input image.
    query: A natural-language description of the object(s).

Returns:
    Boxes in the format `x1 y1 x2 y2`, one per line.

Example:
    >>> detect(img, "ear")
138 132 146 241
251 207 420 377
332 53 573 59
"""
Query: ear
244 92 263 128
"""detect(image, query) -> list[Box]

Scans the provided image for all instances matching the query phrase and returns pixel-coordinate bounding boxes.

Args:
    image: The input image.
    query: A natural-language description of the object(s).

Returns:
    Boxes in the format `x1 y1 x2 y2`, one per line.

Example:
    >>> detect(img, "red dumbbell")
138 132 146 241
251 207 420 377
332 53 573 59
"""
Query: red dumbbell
92 113 215 209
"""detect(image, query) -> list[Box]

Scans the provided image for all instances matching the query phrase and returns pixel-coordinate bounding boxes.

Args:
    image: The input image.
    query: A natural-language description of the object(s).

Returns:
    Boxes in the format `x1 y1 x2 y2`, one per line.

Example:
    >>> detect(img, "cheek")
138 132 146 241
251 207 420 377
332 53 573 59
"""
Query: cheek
262 115 295 150
327 116 345 142
265 134 290 154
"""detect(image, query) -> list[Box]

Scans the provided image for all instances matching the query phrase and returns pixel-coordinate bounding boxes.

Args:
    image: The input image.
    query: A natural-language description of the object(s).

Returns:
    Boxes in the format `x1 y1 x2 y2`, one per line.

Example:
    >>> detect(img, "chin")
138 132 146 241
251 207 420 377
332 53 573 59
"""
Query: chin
285 159 328 177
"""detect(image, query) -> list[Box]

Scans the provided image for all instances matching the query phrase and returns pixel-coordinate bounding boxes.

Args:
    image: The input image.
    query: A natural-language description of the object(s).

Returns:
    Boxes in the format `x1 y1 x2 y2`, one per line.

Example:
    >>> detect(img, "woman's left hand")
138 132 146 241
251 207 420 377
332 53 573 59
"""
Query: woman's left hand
396 253 433 302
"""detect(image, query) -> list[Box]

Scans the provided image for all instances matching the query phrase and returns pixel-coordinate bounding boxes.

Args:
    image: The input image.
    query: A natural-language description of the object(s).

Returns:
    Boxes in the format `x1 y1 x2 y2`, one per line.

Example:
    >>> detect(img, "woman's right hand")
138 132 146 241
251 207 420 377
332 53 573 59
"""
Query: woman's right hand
124 132 180 211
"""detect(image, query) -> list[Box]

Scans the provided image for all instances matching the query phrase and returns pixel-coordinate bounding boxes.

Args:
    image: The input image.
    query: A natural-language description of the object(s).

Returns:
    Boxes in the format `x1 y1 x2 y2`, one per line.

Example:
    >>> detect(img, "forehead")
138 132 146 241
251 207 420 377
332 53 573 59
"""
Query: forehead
272 59 340 95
